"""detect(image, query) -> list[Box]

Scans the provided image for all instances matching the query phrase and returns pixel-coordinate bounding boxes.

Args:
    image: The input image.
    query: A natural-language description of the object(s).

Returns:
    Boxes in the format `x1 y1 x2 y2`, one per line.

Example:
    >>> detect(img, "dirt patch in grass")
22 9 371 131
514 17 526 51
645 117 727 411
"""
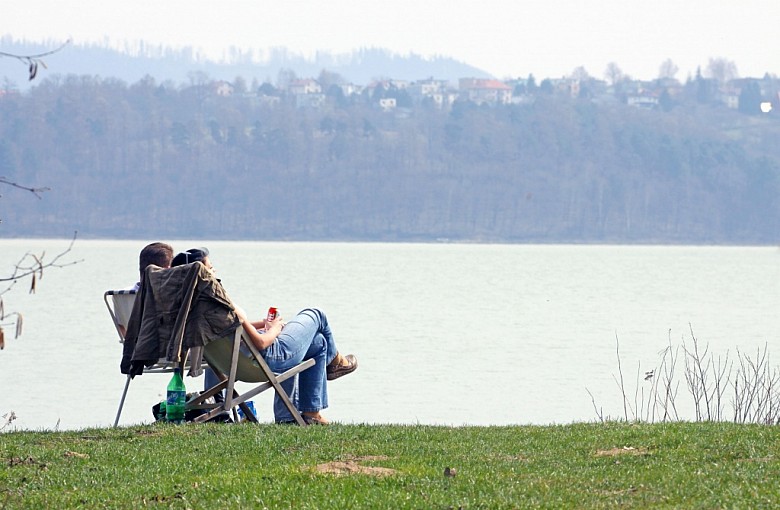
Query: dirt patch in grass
7 456 47 469
595 446 650 457
134 428 166 436
314 455 397 477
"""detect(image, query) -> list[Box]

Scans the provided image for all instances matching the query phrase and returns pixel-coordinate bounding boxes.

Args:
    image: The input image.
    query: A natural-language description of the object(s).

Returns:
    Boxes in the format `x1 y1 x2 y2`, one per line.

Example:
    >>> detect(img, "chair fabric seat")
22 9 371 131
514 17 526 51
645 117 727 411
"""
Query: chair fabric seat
203 336 265 383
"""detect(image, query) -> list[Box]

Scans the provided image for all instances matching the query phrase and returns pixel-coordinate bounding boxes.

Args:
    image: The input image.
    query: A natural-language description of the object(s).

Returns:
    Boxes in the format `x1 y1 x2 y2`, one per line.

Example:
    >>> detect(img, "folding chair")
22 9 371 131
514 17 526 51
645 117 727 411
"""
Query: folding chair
187 326 315 425
104 288 207 427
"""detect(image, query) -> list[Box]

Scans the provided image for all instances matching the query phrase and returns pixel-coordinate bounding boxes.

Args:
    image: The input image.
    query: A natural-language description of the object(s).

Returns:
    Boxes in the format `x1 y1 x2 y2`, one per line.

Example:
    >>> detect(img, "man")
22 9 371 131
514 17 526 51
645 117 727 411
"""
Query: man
114 242 174 337
135 242 175 291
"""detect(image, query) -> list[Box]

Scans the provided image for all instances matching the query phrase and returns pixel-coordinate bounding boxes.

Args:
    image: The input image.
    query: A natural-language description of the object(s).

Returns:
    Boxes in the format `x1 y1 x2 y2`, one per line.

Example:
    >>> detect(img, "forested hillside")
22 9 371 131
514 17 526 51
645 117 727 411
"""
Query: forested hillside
0 37 491 92
1 74 779 244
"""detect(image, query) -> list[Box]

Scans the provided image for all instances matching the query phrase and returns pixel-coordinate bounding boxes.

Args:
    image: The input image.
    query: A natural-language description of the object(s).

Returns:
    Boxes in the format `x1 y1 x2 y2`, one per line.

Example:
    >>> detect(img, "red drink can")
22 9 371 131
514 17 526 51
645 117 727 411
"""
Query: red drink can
267 307 278 322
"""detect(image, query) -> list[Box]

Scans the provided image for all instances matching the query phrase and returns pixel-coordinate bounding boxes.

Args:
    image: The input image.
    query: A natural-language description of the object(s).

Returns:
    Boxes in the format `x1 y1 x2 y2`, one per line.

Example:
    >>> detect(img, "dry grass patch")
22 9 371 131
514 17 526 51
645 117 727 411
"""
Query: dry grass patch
313 455 398 477
594 446 650 457
64 451 89 459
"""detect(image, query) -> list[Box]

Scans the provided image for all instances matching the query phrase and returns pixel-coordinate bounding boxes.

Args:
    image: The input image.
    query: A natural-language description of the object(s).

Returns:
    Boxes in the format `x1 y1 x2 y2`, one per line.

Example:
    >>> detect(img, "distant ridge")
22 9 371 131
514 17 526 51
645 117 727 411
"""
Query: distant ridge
0 36 493 88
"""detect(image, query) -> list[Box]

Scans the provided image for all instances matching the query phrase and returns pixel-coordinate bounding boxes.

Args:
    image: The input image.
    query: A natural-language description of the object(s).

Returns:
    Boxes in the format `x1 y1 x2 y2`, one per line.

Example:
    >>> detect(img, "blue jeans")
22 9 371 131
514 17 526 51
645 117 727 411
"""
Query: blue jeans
264 308 338 422
204 367 224 402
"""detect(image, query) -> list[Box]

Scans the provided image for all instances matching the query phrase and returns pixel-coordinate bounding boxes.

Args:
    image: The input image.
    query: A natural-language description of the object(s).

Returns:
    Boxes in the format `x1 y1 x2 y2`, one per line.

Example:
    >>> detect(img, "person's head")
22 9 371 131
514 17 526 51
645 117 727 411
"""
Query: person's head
171 247 213 272
139 242 174 280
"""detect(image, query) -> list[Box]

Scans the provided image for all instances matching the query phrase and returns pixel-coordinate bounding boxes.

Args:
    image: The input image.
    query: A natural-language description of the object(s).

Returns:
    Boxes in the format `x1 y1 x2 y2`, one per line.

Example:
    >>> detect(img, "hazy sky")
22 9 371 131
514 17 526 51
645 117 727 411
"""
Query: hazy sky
6 0 780 81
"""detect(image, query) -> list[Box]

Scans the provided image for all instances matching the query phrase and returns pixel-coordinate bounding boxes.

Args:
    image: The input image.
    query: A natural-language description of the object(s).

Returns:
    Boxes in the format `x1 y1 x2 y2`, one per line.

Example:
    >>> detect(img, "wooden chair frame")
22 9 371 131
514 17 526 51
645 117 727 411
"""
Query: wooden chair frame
187 326 315 426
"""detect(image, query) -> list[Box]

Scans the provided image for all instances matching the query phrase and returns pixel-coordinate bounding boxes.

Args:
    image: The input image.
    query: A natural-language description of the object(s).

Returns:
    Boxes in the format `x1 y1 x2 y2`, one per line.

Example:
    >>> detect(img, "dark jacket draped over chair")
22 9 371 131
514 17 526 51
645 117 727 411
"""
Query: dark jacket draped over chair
121 262 240 377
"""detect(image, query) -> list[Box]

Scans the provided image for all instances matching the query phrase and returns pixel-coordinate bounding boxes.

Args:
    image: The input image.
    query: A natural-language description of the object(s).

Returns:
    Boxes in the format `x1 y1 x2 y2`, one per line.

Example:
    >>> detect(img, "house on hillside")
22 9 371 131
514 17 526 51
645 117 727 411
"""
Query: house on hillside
408 78 457 109
378 97 397 112
338 83 361 97
365 80 412 109
626 90 660 109
458 78 513 105
365 79 409 95
213 81 234 97
288 78 325 109
289 78 322 95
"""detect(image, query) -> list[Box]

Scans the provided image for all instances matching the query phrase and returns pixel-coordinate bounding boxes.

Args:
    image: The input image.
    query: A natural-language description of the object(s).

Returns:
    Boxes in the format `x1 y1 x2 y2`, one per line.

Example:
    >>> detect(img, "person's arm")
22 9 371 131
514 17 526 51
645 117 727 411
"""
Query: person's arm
249 319 266 330
234 306 282 350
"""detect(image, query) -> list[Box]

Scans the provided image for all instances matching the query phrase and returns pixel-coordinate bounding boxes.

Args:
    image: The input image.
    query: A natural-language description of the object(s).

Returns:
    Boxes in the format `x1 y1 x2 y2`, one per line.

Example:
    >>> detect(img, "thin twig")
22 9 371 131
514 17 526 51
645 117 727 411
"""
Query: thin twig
614 332 629 421
0 177 51 199
0 411 16 431
0 231 81 284
0 39 71 81
585 387 604 423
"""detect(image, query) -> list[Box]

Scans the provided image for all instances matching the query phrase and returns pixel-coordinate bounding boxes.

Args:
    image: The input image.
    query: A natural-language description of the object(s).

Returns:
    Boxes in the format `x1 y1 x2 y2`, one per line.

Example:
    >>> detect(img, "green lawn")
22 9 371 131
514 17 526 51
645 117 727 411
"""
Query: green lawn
1 422 778 509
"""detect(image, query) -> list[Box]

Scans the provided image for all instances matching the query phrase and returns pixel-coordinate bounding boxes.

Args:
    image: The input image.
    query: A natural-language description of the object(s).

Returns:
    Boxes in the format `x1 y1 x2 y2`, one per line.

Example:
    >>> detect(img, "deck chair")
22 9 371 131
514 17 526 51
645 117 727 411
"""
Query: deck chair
104 288 208 427
186 326 315 426
119 262 315 426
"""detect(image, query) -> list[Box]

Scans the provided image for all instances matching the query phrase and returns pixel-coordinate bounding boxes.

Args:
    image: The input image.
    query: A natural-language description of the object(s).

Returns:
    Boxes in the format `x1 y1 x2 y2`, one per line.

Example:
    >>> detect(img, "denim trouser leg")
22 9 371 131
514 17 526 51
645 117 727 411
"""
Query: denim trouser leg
203 368 224 402
264 308 335 422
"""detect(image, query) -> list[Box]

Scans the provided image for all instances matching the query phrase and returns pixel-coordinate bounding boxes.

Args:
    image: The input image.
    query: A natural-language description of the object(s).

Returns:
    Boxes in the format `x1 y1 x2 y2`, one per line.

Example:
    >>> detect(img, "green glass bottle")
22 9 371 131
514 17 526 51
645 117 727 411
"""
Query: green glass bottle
165 368 186 423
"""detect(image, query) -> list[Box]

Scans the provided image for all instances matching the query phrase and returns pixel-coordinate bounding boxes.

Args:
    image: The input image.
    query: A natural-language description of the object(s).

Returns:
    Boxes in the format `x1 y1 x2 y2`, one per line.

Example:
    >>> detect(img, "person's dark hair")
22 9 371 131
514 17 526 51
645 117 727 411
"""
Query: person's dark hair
171 247 209 267
139 242 174 280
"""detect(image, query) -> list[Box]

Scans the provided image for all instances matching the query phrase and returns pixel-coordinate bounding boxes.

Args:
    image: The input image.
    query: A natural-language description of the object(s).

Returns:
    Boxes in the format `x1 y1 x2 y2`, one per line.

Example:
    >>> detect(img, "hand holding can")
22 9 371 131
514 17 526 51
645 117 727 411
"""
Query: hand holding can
266 307 278 322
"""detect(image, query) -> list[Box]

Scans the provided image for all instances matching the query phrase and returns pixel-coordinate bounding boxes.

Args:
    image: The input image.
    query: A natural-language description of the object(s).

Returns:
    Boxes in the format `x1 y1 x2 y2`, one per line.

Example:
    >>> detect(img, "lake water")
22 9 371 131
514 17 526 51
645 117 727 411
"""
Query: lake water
1 240 779 431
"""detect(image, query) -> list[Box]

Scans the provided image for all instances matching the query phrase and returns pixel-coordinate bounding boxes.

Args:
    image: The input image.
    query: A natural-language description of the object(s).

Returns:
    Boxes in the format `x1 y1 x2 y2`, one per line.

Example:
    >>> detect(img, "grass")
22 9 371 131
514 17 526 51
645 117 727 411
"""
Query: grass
1 421 779 509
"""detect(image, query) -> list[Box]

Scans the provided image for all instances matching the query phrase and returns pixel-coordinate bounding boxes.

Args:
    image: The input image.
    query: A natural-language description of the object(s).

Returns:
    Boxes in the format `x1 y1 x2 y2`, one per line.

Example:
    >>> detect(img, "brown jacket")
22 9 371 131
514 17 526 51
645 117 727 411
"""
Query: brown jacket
121 262 240 377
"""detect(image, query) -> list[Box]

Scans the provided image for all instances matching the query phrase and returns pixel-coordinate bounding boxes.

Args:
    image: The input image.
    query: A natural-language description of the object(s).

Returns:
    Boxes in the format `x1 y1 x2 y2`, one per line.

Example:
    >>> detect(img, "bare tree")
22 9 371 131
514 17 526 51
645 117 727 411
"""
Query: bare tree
705 57 738 83
317 69 346 91
276 68 297 91
658 59 679 80
570 66 591 81
603 62 624 86
232 75 248 95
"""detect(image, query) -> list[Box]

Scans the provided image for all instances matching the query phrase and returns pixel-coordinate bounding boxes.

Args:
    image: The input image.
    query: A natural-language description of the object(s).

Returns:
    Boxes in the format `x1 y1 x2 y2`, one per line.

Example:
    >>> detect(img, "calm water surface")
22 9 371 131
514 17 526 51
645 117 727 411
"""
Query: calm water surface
1 240 778 430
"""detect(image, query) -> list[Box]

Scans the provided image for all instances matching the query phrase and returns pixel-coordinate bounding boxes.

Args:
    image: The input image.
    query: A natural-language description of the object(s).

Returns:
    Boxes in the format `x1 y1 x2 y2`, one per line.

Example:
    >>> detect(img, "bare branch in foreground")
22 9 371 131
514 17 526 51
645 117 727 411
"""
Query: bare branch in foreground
0 233 81 343
0 39 71 80
0 177 51 199
0 231 81 286
1 411 16 431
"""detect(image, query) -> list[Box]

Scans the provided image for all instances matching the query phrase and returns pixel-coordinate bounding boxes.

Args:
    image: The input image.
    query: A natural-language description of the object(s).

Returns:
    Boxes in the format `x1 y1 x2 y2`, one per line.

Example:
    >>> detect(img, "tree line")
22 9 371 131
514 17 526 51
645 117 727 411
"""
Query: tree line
1 73 779 244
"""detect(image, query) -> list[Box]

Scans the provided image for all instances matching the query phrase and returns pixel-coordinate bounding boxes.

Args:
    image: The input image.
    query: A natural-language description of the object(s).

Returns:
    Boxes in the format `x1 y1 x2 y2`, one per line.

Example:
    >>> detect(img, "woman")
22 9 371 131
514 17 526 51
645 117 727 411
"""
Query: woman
233 305 357 424
172 247 357 425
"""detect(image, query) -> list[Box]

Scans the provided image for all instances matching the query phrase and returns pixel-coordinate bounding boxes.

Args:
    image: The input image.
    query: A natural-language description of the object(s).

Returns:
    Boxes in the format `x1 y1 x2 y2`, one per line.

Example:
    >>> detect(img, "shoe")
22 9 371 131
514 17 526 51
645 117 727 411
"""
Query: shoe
327 353 358 381
276 414 329 425
302 414 329 425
